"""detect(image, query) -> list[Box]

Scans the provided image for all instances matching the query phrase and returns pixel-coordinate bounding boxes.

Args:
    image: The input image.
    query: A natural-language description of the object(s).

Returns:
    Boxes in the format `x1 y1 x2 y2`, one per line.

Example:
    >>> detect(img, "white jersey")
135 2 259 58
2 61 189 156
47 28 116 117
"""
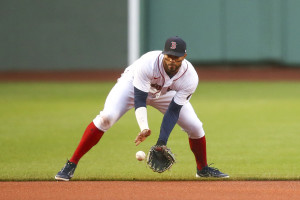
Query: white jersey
94 50 204 139
125 51 199 105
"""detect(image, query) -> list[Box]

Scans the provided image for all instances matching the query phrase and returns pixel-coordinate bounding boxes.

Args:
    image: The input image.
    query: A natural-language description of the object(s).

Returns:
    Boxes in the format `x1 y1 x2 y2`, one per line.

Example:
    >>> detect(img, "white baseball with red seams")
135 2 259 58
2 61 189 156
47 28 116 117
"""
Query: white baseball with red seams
92 50 205 139
136 151 146 161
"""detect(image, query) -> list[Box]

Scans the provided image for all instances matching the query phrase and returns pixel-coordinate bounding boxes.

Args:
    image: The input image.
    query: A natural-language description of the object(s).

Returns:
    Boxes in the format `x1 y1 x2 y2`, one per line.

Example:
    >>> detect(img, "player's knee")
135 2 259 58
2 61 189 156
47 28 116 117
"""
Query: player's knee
186 122 205 139
100 115 113 129
101 116 110 127
93 113 115 131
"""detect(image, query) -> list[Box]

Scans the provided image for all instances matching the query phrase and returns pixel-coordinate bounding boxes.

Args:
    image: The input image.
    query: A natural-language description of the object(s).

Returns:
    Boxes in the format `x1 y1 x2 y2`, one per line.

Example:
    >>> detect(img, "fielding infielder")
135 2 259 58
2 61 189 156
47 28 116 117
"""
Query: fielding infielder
55 36 229 181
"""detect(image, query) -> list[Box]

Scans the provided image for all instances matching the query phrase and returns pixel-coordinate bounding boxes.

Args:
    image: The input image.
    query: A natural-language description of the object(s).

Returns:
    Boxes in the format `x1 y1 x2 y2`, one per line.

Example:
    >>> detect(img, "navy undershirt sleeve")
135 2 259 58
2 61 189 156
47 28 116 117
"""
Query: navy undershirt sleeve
134 87 148 109
157 99 183 145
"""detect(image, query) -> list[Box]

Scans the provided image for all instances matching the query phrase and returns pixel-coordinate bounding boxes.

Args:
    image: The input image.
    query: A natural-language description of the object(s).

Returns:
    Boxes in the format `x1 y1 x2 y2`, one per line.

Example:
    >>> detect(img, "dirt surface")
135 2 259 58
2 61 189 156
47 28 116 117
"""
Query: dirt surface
0 66 300 82
1 181 300 200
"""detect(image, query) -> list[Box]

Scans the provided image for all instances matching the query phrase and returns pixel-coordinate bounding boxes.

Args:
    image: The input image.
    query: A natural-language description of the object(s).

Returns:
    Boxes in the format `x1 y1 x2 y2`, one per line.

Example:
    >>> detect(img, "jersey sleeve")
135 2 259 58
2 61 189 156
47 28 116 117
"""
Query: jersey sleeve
132 54 153 93
173 72 198 105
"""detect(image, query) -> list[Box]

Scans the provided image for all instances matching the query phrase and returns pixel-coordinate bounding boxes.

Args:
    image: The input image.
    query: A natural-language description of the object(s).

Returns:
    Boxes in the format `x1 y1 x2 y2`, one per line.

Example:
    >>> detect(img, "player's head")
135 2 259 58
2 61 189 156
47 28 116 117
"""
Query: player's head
162 36 186 57
162 36 187 75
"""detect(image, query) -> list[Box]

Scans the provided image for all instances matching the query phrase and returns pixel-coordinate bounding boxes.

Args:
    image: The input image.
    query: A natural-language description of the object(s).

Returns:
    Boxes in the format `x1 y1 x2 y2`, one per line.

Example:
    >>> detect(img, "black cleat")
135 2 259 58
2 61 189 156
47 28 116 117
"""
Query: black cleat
196 164 229 178
55 160 77 181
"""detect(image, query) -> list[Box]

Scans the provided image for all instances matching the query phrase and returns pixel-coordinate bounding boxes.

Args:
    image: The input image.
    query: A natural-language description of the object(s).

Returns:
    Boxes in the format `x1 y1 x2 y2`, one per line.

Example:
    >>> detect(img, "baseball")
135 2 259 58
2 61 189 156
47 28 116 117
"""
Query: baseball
136 151 146 161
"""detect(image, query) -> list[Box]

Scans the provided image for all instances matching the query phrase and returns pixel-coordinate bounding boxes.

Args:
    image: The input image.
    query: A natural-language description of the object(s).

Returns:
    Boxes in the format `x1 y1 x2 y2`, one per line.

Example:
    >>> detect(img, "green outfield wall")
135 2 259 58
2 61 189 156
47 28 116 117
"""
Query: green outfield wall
0 0 127 70
1 0 300 71
142 0 300 66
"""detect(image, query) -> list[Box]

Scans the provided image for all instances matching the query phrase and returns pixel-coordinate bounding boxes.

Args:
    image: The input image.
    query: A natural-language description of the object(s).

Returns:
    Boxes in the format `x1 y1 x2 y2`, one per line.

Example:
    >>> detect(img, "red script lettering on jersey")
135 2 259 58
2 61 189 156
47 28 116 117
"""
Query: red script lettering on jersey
151 83 162 91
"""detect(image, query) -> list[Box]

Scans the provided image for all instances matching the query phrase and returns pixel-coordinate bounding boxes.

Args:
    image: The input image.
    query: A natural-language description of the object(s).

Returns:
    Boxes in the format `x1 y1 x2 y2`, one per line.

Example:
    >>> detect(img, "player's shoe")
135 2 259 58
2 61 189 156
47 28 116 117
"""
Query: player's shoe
55 160 77 181
196 164 229 178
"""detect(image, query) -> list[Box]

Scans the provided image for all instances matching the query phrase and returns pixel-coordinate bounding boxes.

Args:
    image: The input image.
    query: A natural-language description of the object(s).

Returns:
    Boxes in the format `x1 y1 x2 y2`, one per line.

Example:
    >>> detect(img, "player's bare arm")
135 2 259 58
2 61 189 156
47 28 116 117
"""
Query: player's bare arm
135 129 151 146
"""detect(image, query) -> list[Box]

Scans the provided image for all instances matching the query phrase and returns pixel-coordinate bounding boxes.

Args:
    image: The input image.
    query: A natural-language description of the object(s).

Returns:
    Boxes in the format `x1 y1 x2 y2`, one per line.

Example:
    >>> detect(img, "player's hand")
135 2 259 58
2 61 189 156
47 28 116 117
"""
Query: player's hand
134 129 151 146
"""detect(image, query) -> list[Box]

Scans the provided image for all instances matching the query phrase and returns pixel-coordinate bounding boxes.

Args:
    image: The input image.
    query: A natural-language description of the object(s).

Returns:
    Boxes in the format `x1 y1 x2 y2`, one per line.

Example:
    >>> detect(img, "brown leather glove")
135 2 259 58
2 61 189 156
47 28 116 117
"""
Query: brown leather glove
147 145 175 173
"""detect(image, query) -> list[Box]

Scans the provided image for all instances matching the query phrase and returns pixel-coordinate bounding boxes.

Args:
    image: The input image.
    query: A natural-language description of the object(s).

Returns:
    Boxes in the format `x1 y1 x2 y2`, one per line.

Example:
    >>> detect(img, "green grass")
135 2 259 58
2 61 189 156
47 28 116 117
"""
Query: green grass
0 81 299 181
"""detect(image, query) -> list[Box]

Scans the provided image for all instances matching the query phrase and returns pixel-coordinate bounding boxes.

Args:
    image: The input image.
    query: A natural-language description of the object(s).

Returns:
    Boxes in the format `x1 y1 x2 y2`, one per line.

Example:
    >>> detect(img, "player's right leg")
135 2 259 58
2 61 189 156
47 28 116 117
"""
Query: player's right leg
92 79 134 132
55 78 134 181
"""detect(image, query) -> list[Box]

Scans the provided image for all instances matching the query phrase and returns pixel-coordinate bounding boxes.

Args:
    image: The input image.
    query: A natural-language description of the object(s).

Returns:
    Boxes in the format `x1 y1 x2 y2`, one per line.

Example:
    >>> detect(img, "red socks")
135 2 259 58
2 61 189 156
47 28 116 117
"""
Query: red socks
70 122 104 164
69 122 207 170
189 136 207 170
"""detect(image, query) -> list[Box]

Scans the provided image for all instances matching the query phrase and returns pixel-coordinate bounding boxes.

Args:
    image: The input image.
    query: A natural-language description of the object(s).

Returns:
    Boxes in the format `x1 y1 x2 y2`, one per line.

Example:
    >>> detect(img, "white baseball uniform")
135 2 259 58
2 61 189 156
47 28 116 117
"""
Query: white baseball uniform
93 51 205 139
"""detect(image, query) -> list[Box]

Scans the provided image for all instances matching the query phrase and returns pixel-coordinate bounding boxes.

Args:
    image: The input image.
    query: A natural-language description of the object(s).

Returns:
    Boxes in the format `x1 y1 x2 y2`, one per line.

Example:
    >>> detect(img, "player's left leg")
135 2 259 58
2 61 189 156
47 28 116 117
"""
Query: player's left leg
178 103 229 178
176 102 208 171
148 93 208 170
149 93 228 178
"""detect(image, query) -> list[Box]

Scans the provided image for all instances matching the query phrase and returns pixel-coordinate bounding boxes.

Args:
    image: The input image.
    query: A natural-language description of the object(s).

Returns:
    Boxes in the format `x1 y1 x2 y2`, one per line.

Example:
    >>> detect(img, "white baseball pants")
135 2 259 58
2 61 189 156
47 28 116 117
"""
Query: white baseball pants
93 77 205 139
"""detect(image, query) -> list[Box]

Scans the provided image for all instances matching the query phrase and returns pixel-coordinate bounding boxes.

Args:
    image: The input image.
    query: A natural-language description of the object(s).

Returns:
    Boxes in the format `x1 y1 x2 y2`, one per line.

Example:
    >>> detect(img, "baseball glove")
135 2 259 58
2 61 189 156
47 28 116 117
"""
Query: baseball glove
146 145 175 173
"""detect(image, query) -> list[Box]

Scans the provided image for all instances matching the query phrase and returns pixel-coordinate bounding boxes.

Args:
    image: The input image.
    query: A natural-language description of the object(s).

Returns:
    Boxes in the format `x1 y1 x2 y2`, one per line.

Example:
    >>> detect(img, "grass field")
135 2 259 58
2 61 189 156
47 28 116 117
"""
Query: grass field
0 81 299 181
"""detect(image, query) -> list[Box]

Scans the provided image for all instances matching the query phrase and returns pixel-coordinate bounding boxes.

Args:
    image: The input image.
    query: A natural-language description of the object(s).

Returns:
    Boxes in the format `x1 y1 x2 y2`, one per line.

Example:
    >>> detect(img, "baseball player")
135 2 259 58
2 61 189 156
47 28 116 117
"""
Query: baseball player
55 36 229 181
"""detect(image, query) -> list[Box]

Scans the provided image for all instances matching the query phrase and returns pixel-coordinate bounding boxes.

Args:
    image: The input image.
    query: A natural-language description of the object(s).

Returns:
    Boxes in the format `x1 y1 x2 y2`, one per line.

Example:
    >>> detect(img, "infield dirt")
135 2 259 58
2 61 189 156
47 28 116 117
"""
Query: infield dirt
1 181 300 200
